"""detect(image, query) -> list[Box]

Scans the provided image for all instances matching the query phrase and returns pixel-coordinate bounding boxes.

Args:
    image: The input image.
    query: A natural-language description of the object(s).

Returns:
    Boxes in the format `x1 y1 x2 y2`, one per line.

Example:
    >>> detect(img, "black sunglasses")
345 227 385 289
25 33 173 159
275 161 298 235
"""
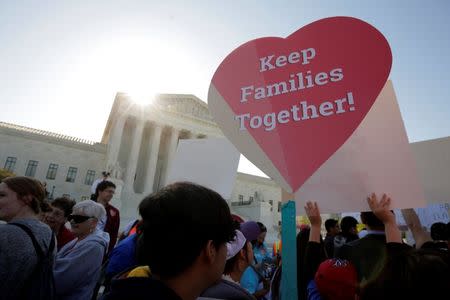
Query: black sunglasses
68 215 93 224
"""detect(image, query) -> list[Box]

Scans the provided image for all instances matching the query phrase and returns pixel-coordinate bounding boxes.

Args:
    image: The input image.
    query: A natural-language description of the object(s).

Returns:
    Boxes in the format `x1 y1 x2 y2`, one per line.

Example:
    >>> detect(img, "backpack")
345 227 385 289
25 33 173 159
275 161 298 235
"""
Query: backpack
9 222 56 300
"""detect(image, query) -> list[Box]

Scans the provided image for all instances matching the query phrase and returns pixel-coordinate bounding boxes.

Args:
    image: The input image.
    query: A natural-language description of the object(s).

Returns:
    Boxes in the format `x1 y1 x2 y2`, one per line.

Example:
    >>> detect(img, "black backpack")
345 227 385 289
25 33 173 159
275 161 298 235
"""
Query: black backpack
9 222 56 300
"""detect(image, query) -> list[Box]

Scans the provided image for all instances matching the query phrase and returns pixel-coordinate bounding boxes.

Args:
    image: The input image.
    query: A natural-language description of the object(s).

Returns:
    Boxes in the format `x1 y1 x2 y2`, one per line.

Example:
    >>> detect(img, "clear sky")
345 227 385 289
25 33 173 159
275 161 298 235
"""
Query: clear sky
1 0 449 177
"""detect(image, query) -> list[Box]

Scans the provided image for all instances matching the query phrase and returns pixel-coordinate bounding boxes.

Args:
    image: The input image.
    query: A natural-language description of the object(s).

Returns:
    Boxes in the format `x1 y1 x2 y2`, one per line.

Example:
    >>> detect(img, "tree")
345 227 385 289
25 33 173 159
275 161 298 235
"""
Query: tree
0 168 15 181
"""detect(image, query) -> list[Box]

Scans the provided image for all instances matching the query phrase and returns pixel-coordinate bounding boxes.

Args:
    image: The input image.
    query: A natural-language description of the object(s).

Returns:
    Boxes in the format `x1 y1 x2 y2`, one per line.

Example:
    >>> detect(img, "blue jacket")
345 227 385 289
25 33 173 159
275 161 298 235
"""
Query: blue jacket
106 234 138 278
54 229 109 300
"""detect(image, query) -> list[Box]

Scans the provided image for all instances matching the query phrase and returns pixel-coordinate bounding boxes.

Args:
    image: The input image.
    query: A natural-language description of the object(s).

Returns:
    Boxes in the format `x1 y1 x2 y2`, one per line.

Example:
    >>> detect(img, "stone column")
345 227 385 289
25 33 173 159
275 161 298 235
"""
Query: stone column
159 127 179 188
124 119 145 186
144 124 162 194
107 115 127 167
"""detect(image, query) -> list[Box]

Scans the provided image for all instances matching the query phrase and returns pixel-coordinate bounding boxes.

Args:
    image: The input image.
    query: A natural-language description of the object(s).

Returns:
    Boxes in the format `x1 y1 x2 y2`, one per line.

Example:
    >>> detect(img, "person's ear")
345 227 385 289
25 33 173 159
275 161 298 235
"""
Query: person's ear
90 218 98 230
204 240 217 264
21 194 33 206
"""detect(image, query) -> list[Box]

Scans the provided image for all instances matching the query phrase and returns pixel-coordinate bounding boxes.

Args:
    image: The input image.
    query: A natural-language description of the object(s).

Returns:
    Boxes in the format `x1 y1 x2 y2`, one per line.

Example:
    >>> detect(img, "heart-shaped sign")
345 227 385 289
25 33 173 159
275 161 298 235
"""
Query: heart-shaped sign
208 17 392 193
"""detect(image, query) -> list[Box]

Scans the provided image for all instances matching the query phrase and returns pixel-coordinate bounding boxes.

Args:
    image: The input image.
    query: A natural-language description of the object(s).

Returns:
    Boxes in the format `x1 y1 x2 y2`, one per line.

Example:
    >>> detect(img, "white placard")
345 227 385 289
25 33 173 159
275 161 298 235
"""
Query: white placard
166 138 240 200
295 81 426 214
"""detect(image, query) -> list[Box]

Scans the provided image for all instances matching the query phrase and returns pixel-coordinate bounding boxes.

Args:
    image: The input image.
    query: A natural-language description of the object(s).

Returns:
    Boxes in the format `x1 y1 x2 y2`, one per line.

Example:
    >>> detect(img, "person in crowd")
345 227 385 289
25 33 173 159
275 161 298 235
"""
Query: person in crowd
333 216 359 257
200 229 257 300
0 176 55 299
252 222 274 265
297 225 315 300
103 182 235 300
323 218 340 257
95 180 120 254
91 171 111 200
117 218 141 242
304 202 358 300
44 197 76 250
360 194 450 299
38 199 53 221
54 200 109 300
105 220 142 281
42 181 50 199
239 221 272 299
336 208 386 283
430 221 449 246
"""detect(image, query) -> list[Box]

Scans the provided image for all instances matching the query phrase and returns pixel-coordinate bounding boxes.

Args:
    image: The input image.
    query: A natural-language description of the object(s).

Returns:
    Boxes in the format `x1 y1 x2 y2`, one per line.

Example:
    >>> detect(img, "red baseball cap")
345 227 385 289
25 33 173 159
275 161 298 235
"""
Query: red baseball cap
314 259 358 300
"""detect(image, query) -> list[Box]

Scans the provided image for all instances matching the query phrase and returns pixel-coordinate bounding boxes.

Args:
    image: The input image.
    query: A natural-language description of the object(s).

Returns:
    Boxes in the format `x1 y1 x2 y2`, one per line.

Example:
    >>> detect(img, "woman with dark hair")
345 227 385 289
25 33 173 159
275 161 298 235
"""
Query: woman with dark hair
0 176 55 299
44 197 76 250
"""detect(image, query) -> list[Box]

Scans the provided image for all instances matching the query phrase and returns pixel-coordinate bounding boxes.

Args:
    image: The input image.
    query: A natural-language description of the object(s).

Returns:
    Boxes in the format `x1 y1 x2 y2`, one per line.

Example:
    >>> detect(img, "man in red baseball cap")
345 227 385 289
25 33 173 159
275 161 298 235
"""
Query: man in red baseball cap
313 258 358 300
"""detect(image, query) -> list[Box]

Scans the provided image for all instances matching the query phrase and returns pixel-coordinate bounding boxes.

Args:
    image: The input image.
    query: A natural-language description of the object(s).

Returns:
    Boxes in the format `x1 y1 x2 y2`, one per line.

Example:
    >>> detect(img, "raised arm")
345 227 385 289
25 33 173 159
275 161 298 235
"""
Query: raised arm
367 193 401 243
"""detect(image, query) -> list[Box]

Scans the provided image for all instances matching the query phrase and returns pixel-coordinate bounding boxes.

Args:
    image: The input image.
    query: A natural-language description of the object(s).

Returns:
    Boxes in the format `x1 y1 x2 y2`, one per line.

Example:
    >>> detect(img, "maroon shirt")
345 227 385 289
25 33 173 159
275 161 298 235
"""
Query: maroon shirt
57 225 75 251
104 203 120 254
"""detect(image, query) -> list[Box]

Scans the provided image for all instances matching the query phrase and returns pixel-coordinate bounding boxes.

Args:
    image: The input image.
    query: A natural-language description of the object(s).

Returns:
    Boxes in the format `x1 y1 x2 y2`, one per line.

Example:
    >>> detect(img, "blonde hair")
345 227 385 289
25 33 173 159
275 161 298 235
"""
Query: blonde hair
73 200 106 220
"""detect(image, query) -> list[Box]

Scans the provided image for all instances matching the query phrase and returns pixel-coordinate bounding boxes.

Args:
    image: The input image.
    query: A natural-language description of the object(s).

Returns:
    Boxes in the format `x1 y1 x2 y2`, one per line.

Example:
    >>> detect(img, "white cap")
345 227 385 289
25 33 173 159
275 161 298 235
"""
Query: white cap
226 230 247 260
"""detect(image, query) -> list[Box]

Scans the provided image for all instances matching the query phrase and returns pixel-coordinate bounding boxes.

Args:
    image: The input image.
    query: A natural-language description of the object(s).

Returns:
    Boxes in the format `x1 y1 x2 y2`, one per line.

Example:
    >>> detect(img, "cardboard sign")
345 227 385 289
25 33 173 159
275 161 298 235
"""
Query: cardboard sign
395 203 450 229
165 138 240 200
208 17 392 193
295 81 425 213
411 137 450 205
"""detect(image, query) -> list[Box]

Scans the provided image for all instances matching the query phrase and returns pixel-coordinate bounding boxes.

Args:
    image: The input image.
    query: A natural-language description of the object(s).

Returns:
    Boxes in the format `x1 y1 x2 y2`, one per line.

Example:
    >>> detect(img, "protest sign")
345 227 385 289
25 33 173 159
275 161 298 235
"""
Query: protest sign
208 16 392 195
208 17 394 300
165 138 240 200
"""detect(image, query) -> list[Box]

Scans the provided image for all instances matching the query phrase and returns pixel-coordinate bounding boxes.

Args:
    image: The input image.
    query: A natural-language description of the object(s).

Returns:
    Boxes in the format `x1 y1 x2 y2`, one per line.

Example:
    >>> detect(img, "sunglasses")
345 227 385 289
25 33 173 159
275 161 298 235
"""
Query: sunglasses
68 215 93 224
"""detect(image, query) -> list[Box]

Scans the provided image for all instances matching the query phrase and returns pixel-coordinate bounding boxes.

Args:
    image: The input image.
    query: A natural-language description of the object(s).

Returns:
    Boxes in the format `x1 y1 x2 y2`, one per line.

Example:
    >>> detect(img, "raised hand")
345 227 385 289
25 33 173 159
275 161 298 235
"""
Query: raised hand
367 193 401 243
304 201 322 228
304 201 321 243
367 193 395 225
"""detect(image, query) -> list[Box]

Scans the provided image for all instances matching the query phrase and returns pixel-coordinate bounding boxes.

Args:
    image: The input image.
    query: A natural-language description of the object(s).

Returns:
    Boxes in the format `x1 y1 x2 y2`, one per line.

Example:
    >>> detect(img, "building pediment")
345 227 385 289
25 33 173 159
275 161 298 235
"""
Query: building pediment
156 94 214 122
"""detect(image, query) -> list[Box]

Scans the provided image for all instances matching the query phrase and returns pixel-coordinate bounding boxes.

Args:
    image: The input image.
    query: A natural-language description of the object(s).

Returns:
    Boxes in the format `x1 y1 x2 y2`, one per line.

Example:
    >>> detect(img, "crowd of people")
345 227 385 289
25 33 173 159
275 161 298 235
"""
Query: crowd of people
0 174 449 300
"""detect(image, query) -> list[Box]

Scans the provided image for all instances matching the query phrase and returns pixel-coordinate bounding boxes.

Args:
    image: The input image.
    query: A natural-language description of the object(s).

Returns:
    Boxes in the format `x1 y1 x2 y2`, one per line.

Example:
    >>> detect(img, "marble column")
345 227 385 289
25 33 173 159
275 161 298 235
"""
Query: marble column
144 124 162 194
107 115 127 168
124 119 145 186
159 127 179 188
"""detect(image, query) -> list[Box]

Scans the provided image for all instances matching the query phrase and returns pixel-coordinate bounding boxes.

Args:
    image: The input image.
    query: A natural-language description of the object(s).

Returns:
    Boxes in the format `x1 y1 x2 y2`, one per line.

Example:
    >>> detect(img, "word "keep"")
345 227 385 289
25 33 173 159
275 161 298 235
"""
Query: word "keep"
260 48 316 72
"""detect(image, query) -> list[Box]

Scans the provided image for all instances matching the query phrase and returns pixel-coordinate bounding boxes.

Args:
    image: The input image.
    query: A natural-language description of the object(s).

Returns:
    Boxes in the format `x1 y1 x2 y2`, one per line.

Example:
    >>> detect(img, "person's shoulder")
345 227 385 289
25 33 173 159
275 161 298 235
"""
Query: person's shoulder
0 223 24 242
361 234 386 244
5 219 53 246
108 204 120 214
104 277 182 300
202 279 255 300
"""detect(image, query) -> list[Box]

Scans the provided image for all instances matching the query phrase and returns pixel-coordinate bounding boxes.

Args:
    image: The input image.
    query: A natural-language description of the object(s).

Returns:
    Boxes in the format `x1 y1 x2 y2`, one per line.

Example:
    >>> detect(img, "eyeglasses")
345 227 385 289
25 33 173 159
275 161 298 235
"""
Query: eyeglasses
68 215 93 224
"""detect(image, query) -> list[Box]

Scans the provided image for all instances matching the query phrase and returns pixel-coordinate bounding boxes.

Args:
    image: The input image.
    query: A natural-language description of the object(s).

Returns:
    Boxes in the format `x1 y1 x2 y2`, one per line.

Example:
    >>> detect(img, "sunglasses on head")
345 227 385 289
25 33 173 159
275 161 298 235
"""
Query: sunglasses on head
68 215 93 224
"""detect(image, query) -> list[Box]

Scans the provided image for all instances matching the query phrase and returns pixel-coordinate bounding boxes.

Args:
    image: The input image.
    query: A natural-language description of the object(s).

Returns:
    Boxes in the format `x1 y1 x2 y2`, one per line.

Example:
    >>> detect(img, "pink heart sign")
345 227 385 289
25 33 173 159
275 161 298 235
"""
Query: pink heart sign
208 17 392 193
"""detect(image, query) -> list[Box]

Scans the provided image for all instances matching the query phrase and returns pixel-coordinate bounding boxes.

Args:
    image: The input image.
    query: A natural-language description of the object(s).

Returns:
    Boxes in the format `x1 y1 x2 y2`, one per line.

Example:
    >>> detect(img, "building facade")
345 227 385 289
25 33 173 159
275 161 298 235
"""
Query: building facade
0 93 284 240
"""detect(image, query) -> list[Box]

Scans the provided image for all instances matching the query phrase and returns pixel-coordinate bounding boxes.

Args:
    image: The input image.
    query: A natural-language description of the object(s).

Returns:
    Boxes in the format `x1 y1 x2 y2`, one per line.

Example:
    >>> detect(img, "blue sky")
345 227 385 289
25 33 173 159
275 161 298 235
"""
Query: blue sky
1 1 449 175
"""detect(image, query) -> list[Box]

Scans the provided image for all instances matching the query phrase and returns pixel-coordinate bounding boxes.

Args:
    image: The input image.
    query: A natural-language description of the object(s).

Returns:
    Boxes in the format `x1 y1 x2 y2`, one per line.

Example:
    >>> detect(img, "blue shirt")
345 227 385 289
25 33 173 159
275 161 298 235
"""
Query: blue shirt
306 280 323 300
241 267 260 294
106 234 138 277
253 243 273 264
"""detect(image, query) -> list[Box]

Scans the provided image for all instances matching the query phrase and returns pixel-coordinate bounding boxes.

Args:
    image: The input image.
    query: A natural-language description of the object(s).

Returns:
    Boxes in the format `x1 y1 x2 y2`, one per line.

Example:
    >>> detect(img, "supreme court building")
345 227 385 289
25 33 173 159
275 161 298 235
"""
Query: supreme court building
0 93 283 239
